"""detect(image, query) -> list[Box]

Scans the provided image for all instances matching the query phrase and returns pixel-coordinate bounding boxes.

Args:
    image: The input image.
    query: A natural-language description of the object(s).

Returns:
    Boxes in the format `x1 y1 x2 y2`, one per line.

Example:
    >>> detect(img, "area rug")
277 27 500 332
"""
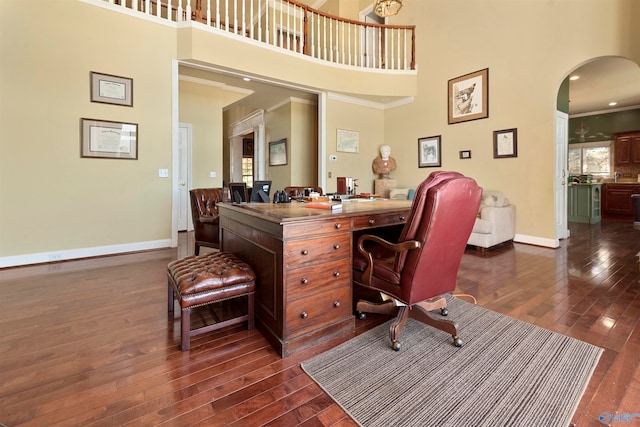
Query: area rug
301 295 602 427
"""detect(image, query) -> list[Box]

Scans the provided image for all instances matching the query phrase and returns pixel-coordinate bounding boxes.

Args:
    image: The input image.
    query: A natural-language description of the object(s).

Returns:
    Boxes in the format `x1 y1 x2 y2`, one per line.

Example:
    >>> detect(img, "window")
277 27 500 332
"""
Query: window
568 141 611 177
242 157 253 188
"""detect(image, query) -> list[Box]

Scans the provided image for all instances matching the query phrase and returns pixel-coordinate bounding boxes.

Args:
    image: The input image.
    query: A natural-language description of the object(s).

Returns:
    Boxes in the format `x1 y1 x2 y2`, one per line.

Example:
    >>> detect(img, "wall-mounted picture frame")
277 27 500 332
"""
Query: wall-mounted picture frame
418 135 441 168
493 128 518 158
269 138 287 166
90 72 133 107
459 150 472 159
336 129 359 153
81 118 138 159
448 68 488 124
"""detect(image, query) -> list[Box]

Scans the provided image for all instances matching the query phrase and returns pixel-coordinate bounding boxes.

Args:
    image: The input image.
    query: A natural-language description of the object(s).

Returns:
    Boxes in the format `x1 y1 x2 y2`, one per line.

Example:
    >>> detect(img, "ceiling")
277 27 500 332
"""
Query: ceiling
568 57 640 116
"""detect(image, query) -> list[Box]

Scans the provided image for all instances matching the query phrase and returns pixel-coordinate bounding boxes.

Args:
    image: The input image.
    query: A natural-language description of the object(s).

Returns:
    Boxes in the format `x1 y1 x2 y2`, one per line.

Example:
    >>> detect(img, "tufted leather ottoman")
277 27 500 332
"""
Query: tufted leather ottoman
167 252 256 351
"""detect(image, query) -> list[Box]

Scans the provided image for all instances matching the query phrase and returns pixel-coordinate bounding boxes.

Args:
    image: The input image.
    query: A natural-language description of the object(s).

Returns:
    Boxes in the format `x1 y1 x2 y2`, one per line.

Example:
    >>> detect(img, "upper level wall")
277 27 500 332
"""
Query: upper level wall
177 26 417 99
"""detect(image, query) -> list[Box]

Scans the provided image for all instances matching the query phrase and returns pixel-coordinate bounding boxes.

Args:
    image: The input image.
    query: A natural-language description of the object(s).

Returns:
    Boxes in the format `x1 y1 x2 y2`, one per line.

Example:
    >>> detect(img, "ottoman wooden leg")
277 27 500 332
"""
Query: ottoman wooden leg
248 293 255 330
168 283 175 314
181 308 191 351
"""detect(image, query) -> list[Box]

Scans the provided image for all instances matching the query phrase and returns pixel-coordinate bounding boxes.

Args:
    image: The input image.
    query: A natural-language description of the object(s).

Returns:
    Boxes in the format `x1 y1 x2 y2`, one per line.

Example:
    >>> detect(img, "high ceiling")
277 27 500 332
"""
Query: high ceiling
569 57 640 116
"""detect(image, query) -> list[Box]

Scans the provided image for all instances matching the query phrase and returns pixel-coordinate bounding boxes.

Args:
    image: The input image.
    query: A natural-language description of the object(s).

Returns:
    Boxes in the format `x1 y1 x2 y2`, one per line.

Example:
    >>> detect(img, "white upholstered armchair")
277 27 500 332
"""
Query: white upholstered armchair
467 191 515 250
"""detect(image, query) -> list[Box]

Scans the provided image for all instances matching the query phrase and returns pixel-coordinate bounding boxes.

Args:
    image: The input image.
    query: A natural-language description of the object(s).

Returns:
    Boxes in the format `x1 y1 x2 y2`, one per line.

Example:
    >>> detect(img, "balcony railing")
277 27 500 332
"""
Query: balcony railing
102 0 416 71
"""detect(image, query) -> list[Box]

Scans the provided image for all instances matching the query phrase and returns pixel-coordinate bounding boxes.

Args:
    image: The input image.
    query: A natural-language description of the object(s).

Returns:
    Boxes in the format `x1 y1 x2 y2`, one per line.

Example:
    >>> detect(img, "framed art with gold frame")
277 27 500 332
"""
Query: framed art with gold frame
448 68 488 124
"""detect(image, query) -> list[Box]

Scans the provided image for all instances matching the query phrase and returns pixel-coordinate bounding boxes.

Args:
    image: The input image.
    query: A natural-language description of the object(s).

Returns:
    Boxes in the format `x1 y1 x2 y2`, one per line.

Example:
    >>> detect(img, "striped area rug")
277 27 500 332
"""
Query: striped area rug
301 295 602 427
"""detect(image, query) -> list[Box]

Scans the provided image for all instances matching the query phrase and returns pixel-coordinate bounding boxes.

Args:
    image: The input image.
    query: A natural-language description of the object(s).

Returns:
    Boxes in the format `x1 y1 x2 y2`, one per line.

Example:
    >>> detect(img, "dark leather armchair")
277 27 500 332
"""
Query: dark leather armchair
284 186 323 197
353 172 482 350
189 188 226 255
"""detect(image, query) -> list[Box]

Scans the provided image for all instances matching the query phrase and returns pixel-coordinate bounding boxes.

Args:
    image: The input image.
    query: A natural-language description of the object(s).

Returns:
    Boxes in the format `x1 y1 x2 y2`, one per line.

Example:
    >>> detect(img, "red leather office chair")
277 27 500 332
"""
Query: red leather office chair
353 172 482 350
189 188 226 255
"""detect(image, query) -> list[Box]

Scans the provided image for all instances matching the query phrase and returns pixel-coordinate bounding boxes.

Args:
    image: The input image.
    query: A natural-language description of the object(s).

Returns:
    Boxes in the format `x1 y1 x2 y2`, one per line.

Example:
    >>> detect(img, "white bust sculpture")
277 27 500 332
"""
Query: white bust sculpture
372 145 397 179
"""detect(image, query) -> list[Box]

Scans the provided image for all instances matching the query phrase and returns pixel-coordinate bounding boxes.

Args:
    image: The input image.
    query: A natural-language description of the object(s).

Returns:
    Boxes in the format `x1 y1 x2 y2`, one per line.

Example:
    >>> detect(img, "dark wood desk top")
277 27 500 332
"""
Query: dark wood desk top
217 199 412 224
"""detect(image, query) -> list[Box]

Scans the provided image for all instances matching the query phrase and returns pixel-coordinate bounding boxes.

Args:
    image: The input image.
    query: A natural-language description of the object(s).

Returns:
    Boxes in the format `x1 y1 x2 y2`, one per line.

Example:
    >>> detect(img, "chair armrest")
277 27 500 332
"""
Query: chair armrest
356 234 420 286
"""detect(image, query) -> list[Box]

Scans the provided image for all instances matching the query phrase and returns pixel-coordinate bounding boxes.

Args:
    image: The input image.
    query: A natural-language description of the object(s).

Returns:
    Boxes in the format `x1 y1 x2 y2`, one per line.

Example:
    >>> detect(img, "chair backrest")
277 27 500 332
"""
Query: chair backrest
189 188 225 224
395 172 482 304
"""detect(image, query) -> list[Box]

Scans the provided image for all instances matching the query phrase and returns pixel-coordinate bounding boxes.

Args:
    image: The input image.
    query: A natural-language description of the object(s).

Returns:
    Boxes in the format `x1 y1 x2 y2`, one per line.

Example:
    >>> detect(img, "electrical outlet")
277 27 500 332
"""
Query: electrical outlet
328 171 332 178
210 171 217 178
158 168 169 178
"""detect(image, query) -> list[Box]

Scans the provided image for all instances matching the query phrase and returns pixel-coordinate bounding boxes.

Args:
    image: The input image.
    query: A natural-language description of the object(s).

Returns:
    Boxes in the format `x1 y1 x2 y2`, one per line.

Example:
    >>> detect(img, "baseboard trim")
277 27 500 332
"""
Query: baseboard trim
514 234 559 249
0 239 173 268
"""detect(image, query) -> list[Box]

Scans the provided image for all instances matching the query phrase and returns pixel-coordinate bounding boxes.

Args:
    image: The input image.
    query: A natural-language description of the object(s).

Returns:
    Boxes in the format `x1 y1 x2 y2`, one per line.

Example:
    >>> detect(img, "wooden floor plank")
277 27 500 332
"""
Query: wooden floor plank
1 221 639 426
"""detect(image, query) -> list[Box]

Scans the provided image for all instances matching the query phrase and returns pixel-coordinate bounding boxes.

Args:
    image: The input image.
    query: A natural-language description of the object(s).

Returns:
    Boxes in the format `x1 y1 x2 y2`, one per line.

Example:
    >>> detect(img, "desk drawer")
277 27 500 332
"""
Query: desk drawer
352 211 408 230
284 217 352 239
285 285 352 336
285 233 351 268
286 258 352 300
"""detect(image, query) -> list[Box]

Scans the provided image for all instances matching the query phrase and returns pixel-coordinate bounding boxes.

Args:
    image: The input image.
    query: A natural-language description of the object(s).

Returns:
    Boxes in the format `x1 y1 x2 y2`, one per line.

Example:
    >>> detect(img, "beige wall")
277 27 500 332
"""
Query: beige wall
324 98 385 194
179 80 244 189
382 0 640 242
290 101 318 189
0 1 176 261
265 104 291 191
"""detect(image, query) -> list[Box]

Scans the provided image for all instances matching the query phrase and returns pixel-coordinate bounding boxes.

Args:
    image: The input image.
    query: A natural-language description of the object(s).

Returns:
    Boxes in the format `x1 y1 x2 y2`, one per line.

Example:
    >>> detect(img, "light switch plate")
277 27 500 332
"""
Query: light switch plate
210 171 217 178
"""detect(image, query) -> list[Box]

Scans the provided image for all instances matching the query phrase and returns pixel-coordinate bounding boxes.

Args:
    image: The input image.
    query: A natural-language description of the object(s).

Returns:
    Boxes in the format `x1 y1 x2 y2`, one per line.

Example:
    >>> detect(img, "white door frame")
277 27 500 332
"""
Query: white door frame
229 110 266 181
555 110 569 242
178 123 193 231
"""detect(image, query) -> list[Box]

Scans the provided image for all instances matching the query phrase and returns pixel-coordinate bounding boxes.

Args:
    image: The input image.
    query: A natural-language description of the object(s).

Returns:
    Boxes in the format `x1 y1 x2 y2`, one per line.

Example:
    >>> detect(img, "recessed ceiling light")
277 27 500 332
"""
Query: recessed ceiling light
569 75 580 81
609 101 617 106
243 77 251 82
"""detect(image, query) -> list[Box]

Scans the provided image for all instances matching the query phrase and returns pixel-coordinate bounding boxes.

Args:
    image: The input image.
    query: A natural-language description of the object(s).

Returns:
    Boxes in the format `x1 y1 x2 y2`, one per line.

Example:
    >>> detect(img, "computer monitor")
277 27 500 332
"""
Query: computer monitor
250 180 272 203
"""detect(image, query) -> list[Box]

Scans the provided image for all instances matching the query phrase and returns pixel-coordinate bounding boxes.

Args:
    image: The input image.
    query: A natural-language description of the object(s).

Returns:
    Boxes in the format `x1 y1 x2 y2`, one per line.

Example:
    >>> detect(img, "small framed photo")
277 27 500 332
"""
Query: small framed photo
336 129 359 153
90 71 133 107
459 150 472 159
418 135 441 168
448 68 488 124
269 138 287 166
493 128 518 158
81 118 138 160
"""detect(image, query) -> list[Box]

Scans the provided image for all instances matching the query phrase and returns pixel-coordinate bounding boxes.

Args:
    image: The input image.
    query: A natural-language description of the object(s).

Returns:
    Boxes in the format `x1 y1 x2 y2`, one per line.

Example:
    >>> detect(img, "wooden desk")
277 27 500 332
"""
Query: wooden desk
218 199 412 357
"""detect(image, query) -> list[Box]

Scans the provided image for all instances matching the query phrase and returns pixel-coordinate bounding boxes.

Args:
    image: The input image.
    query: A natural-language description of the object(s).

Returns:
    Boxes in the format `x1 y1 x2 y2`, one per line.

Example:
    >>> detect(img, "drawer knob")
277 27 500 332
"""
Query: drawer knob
334 223 341 229
333 301 340 308
301 278 308 284
400 215 405 221
333 244 340 250
368 219 375 225
333 271 340 277
300 311 308 319
301 249 308 255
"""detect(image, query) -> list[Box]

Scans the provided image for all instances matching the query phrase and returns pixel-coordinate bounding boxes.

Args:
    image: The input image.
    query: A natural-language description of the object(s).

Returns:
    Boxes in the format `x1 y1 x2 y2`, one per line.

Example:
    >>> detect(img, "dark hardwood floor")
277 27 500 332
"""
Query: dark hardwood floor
1 221 638 426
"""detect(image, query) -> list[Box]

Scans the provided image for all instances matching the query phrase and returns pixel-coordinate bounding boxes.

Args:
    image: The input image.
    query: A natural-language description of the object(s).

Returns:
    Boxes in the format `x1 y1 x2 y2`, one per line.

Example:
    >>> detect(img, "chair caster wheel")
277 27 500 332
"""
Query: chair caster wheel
392 340 401 351
440 308 448 316
453 336 463 347
357 311 366 320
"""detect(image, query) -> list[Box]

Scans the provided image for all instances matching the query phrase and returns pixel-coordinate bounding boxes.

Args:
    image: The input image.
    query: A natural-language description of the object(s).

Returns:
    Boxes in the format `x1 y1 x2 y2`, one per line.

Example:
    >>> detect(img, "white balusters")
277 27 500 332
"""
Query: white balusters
93 0 415 71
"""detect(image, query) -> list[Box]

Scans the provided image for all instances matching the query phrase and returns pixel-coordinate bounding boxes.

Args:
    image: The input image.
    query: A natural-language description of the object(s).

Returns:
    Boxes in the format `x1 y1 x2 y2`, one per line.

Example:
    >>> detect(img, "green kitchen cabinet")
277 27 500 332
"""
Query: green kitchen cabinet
568 184 601 224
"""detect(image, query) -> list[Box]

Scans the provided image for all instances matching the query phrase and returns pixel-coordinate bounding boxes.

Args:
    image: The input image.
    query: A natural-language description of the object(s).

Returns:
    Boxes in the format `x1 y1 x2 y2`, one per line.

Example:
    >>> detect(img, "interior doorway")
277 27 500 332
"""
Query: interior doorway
177 123 192 232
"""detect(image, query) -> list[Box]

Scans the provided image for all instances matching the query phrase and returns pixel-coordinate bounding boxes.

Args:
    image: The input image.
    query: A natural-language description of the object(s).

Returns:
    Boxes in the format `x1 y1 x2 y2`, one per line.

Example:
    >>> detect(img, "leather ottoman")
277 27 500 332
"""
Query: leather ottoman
167 252 256 351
